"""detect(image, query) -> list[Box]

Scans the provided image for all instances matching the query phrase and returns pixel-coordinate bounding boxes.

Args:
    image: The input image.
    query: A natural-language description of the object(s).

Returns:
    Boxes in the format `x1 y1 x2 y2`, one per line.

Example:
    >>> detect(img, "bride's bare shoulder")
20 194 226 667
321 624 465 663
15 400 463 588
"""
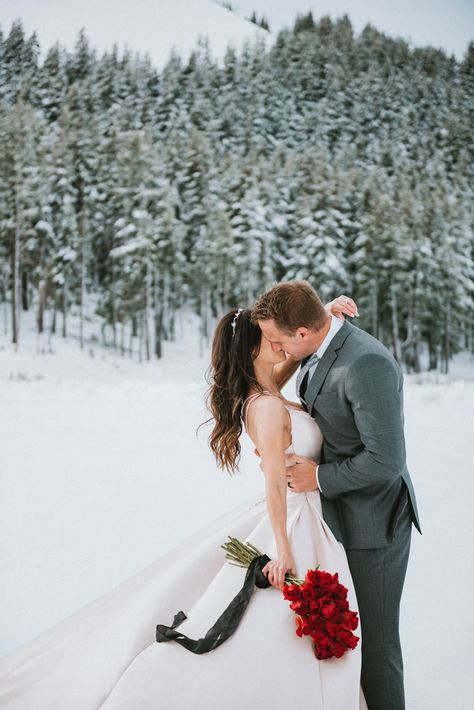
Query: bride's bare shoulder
244 393 291 452
245 392 288 428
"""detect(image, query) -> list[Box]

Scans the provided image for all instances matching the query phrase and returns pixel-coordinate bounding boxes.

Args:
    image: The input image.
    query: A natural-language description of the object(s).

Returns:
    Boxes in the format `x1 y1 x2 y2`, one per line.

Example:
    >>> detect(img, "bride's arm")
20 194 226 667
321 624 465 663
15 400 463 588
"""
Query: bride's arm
273 354 300 390
324 294 359 320
248 397 296 590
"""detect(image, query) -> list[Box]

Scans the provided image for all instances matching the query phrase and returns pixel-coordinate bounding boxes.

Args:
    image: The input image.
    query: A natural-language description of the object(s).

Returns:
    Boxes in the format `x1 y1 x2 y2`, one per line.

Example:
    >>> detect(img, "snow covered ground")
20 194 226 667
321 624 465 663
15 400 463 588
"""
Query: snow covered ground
1 311 473 709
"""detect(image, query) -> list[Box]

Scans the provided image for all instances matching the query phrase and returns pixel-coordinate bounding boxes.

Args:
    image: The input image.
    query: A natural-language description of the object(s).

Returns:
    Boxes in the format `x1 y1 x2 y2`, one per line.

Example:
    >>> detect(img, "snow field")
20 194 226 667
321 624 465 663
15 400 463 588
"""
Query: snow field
1 317 473 708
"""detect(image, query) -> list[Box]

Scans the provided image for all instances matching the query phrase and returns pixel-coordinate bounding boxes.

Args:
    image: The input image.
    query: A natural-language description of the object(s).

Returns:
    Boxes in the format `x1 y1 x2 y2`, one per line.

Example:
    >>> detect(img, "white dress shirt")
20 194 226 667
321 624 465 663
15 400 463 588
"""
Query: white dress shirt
302 315 344 493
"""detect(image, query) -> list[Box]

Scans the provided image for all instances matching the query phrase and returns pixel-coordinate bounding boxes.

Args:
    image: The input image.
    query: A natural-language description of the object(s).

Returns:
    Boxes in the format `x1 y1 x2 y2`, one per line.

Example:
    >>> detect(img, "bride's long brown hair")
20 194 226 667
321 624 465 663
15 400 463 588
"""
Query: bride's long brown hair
204 308 263 474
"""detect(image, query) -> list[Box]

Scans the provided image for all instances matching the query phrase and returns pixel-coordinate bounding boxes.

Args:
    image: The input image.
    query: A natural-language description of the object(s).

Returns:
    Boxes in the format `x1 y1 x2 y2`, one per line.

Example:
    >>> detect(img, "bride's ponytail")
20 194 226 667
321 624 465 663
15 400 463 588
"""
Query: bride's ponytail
202 309 262 473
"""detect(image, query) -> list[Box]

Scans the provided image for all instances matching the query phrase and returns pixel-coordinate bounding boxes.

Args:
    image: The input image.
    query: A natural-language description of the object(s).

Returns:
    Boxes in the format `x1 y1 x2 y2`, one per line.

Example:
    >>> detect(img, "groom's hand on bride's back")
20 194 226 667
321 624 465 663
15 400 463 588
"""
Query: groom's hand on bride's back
255 451 317 490
285 454 318 492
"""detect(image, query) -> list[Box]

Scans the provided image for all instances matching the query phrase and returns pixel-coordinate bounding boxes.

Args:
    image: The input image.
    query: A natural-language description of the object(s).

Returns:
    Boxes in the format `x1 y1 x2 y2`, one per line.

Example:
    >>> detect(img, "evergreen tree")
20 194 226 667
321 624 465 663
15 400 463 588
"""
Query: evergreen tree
0 20 472 368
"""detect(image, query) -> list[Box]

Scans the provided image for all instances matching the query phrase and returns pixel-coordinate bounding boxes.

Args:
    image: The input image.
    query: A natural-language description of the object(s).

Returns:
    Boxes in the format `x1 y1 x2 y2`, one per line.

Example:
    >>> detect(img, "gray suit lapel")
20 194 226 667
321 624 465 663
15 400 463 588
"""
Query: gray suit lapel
304 321 353 413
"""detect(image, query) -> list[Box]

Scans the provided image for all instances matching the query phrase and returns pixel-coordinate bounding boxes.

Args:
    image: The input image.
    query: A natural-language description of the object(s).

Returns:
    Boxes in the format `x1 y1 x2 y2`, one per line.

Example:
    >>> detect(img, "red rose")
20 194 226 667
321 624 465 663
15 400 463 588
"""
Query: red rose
332 642 347 658
337 583 348 595
295 616 312 637
295 616 305 637
311 629 329 645
321 603 339 620
291 601 310 616
326 582 340 595
283 584 301 601
301 586 316 602
342 610 359 631
326 620 343 637
305 569 325 586
323 572 335 585
313 640 333 660
309 597 320 611
289 599 308 613
283 565 359 662
338 629 359 649
317 597 331 609
349 634 360 650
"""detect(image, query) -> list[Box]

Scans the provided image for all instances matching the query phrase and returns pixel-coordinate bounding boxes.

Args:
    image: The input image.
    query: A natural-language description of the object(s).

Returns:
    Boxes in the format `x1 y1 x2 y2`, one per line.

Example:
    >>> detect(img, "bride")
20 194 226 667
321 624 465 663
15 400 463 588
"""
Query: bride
0 296 366 710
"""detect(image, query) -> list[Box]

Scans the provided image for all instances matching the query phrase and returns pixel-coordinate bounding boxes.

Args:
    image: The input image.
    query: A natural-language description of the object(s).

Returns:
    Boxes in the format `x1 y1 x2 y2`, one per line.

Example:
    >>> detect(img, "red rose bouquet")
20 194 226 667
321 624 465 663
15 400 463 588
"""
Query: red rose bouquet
222 536 359 661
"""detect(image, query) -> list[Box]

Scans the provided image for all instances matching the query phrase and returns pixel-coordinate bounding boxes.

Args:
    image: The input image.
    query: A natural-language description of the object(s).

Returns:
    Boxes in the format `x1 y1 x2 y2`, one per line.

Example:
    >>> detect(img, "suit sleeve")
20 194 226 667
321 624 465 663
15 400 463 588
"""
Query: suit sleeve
316 352 406 498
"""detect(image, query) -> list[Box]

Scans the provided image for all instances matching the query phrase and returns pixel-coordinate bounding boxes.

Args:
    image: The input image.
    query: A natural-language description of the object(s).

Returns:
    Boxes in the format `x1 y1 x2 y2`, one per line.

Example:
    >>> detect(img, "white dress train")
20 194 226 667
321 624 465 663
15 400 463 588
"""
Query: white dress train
0 403 367 710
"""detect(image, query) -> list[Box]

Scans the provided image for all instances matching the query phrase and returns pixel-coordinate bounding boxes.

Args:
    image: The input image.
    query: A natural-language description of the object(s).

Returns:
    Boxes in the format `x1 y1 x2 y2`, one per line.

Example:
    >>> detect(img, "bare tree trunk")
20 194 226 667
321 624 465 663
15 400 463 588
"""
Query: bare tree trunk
371 276 378 339
79 207 87 350
51 292 57 334
163 272 176 342
144 248 152 361
129 319 134 358
154 267 163 359
218 248 228 315
1 266 8 335
199 284 210 359
111 256 117 350
390 283 402 364
428 334 438 371
138 313 144 363
168 305 175 341
21 270 29 310
11 241 19 346
401 305 412 373
412 324 421 373
111 315 117 350
62 281 68 337
120 319 125 356
37 278 46 334
11 183 21 348
144 309 150 361
100 321 106 347
442 302 450 374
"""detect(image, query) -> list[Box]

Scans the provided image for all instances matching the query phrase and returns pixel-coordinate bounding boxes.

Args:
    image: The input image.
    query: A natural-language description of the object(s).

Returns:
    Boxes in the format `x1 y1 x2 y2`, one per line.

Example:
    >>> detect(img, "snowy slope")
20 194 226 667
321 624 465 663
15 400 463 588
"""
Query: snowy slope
0 312 474 708
0 0 271 66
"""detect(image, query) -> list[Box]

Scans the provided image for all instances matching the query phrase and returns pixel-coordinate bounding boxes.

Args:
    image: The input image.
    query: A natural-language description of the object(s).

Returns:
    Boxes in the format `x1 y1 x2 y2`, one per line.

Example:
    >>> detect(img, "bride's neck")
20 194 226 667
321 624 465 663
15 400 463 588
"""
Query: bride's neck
252 362 279 395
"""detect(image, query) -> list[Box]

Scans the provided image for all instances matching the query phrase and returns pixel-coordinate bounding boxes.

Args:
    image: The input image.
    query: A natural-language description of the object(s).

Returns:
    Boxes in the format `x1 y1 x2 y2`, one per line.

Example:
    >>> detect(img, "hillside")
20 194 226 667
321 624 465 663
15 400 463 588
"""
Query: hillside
0 0 271 67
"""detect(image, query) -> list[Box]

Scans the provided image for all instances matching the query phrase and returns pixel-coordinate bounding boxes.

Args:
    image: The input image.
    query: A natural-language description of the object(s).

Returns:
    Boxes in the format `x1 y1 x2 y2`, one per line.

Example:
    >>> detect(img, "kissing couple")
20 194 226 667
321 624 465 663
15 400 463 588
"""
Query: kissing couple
0 280 421 710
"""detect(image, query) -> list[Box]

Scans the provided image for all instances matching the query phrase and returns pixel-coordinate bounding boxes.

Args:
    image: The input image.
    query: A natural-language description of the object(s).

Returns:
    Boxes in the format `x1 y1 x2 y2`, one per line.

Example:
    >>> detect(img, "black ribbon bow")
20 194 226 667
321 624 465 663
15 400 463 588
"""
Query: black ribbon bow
156 554 271 654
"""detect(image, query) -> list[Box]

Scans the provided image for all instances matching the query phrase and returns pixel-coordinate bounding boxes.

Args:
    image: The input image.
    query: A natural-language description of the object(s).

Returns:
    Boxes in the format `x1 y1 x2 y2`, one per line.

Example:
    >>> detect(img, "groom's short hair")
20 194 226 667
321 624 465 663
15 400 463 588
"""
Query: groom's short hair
251 280 327 335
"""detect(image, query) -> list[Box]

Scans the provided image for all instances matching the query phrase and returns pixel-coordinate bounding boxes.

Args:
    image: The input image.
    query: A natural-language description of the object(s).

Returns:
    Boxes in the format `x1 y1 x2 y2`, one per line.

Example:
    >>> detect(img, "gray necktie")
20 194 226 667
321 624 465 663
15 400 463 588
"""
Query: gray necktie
296 352 320 399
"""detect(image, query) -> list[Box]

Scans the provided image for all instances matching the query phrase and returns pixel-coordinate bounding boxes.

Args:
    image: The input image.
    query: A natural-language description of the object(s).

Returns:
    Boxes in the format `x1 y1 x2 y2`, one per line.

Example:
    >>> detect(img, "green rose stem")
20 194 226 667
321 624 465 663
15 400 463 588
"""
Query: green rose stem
221 536 305 587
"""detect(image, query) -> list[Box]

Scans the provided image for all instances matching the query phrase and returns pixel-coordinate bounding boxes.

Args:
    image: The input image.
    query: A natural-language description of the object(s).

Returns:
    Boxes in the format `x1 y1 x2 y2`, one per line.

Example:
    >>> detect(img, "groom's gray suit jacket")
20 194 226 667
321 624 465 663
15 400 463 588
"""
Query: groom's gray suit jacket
303 320 421 550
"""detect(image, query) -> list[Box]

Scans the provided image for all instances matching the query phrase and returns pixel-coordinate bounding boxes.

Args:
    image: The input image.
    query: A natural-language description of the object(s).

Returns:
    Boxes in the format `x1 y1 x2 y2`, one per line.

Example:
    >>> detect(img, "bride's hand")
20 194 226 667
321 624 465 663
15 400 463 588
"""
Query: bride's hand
262 550 297 591
325 294 359 320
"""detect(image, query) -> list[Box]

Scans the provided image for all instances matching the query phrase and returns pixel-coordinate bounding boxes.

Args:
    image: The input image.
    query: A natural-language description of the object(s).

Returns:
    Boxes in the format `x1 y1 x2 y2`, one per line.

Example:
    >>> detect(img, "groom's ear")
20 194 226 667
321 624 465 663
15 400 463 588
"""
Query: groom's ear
296 327 310 339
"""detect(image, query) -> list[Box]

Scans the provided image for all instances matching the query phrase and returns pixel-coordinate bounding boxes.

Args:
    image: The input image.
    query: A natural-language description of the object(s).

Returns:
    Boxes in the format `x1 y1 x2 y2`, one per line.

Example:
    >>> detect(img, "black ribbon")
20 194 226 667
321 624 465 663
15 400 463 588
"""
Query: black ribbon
156 554 271 654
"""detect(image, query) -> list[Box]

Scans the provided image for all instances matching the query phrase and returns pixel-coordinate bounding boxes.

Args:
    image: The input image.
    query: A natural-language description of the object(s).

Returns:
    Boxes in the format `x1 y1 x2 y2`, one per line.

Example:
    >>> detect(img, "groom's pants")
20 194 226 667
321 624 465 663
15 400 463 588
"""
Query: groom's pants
345 501 413 710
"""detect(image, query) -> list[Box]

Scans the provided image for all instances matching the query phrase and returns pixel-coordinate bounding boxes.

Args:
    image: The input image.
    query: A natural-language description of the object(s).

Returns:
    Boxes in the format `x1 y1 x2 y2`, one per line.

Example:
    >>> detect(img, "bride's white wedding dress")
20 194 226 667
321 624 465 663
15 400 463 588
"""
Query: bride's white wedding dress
0 397 367 710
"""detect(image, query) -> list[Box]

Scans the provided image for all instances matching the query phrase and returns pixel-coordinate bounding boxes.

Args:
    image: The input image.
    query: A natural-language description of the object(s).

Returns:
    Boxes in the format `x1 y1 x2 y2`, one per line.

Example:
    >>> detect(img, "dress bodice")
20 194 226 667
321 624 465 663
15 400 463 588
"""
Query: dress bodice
284 406 323 463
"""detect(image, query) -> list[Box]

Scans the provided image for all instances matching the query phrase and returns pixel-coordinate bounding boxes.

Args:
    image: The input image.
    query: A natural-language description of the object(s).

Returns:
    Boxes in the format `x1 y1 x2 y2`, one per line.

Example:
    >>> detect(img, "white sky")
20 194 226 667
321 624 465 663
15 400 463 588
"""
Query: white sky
0 0 268 67
0 0 472 64
234 0 473 60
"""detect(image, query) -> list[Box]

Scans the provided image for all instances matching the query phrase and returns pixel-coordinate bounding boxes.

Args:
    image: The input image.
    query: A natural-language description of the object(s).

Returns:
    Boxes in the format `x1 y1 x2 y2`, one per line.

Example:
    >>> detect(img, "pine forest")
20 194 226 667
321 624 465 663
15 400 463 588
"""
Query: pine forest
1 14 473 372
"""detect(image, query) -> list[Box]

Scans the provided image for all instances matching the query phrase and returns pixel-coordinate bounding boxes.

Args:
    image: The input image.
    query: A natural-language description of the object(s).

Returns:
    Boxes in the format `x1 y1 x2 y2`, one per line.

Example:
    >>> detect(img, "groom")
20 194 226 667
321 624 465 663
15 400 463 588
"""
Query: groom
251 280 421 710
